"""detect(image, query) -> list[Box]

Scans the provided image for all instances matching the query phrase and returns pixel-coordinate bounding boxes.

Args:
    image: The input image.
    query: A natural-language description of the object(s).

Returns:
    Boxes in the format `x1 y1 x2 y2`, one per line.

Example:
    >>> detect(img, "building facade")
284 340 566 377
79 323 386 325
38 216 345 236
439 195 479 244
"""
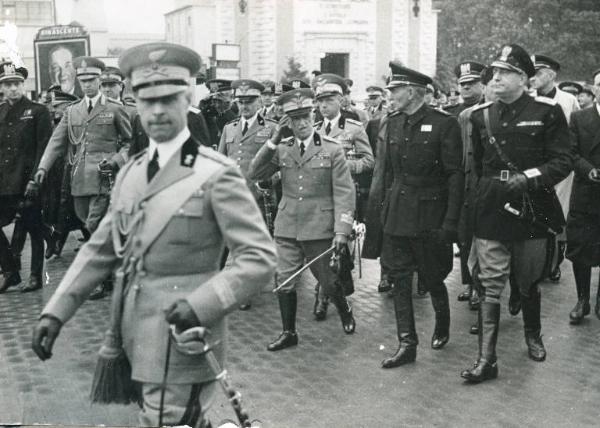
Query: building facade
165 0 439 96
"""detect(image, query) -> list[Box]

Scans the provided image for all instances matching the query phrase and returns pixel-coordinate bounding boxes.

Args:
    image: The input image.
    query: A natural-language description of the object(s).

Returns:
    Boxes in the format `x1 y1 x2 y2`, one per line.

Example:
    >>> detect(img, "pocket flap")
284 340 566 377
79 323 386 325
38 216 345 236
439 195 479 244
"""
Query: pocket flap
177 196 204 217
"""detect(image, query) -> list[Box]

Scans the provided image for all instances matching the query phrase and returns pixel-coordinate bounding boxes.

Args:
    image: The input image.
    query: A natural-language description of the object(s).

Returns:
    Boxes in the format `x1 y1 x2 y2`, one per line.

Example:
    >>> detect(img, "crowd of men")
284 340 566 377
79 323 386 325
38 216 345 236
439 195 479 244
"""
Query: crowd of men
0 38 596 426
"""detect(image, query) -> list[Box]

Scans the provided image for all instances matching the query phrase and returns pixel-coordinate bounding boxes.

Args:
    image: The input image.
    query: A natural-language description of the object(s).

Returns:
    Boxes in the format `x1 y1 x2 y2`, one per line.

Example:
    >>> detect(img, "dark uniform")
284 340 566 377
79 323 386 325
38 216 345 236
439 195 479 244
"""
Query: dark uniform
369 63 464 369
201 79 238 148
462 44 571 384
0 63 53 293
566 105 600 323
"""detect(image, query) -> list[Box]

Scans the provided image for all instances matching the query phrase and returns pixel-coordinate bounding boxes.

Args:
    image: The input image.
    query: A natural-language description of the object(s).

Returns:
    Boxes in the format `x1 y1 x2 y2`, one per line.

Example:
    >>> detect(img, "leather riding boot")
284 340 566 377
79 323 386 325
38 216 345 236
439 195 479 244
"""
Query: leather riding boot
20 275 42 292
314 283 329 321
378 271 392 293
268 292 298 351
330 295 355 334
461 301 499 383
382 280 418 368
0 271 21 293
508 273 521 316
430 285 450 350
521 290 546 362
458 284 471 302
570 263 591 324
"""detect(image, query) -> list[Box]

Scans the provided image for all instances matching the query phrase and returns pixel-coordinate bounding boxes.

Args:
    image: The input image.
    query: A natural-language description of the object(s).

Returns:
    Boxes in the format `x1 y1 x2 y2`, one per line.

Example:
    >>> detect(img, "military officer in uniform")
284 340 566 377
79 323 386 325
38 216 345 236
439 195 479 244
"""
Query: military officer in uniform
201 79 238 148
99 66 137 119
248 88 356 351
368 62 463 369
0 63 52 293
260 81 277 120
312 73 374 319
31 42 276 427
566 95 600 324
365 86 388 121
461 44 571 383
577 85 595 110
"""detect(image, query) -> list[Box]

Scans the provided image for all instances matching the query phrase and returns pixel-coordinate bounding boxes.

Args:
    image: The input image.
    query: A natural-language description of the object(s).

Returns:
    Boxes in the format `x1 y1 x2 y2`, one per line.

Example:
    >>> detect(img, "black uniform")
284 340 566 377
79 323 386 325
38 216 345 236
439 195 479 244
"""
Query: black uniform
0 96 52 288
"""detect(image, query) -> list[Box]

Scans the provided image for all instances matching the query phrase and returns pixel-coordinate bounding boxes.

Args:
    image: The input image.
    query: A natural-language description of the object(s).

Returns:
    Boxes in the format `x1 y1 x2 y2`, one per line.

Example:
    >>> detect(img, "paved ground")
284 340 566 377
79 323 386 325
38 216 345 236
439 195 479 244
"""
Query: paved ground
0 229 599 427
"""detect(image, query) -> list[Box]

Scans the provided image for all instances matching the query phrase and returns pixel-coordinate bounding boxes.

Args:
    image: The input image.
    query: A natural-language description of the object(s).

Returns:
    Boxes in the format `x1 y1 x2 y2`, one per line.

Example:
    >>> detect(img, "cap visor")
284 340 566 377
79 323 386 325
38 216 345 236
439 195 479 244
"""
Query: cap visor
491 61 525 75
0 76 24 83
458 76 481 84
286 107 313 117
135 84 188 100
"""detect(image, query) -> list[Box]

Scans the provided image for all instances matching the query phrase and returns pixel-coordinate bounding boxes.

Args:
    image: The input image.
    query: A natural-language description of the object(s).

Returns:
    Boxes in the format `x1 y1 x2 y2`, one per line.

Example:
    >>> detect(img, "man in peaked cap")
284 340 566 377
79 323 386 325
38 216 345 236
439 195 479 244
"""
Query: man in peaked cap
460 44 571 383
260 80 277 119
577 85 595 109
249 87 357 351
0 63 52 293
446 61 486 117
32 42 276 427
530 54 580 284
366 61 463 369
311 73 373 319
201 78 238 148
558 81 583 96
365 85 388 121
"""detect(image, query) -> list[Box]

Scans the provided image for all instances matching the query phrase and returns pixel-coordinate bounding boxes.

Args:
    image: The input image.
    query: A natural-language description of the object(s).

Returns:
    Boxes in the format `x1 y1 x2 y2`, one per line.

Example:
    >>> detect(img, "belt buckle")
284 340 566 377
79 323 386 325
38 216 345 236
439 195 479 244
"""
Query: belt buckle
500 170 509 182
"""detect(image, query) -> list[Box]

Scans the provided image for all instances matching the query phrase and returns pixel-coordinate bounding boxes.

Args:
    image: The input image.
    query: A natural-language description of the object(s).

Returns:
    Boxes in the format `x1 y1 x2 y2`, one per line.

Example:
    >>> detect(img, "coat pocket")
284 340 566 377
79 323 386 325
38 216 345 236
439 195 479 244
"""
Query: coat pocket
168 195 213 245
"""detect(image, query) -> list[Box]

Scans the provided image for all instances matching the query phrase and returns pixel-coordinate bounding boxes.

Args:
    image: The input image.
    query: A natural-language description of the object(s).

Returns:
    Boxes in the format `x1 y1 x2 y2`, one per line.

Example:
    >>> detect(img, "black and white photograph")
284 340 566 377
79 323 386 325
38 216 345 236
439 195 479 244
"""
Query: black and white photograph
0 0 599 427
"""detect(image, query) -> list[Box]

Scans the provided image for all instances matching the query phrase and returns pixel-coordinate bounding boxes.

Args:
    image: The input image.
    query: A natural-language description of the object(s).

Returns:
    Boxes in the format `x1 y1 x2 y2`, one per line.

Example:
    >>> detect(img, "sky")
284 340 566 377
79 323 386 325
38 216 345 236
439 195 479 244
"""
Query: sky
54 0 174 34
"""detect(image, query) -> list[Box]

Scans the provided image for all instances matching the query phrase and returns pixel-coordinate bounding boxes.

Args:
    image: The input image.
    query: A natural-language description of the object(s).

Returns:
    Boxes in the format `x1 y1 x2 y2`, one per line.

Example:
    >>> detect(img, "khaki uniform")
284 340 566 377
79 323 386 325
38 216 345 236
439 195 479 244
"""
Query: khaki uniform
42 137 276 424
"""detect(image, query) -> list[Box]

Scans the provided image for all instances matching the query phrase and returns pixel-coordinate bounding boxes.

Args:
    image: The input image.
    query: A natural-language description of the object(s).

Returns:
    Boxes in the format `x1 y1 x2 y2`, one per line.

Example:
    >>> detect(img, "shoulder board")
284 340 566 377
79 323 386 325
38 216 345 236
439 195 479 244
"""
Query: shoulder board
131 148 147 161
534 96 557 106
188 105 200 114
124 100 136 107
282 136 294 145
471 101 493 112
314 120 323 127
264 117 278 125
106 98 122 105
387 110 401 118
433 108 451 116
346 118 363 126
197 145 234 166
225 118 239 126
321 135 340 144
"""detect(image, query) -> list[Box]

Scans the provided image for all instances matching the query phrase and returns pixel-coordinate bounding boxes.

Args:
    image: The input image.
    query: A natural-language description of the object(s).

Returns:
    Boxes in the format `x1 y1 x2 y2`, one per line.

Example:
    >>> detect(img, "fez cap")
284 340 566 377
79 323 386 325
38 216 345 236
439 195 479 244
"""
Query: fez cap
314 73 346 99
119 42 200 99
0 62 27 83
532 54 560 72
366 86 385 97
232 79 264 98
455 61 485 83
277 88 314 117
491 44 535 78
74 56 105 78
387 61 433 89
288 79 310 90
100 66 125 84
480 66 494 85
558 81 582 95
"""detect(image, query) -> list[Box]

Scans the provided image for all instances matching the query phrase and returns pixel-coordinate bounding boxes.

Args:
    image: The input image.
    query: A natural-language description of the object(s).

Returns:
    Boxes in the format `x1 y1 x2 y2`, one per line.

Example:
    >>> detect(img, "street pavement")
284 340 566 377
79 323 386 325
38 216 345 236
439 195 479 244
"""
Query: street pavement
0 230 599 427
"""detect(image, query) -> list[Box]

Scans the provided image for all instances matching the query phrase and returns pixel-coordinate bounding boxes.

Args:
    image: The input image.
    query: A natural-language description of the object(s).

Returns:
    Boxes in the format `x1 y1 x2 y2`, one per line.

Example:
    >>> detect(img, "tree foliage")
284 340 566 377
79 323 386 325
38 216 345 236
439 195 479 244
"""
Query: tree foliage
281 57 308 83
434 0 600 90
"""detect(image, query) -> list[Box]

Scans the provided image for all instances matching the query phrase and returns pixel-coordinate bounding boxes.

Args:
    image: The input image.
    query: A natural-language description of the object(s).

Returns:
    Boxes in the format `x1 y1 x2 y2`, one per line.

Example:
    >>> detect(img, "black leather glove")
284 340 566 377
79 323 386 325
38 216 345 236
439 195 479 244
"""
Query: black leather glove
164 299 201 333
506 172 528 194
98 159 119 176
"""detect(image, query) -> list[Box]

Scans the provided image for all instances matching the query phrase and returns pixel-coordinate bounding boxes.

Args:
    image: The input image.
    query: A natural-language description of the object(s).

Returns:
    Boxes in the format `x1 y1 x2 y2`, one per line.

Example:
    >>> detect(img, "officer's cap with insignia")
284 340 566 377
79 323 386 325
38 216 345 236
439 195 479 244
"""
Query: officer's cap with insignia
558 81 582 95
278 88 314 117
232 79 264 99
119 42 201 99
454 61 485 84
366 86 385 98
261 80 275 94
100 66 125 84
532 54 560 72
491 44 535 78
287 79 310 90
386 61 433 89
73 56 105 79
314 73 347 99
275 82 293 96
0 62 28 83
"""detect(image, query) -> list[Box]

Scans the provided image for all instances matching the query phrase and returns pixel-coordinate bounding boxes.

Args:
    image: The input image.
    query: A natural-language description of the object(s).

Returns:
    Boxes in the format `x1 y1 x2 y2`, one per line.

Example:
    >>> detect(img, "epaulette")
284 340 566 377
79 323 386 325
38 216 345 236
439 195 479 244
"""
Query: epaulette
433 108 452 116
197 145 234 166
106 97 122 105
188 105 200 114
346 118 363 126
131 147 147 161
314 120 323 127
225 118 239 126
387 110 401 118
282 136 294 145
124 100 136 107
264 117 278 125
534 96 557 106
321 135 340 144
471 101 493 112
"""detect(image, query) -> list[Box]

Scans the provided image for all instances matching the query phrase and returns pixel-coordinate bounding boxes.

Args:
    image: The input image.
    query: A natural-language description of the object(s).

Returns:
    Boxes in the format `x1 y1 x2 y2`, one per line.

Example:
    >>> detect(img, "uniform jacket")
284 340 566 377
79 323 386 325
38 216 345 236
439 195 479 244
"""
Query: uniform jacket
314 113 374 176
0 96 52 195
260 105 277 120
569 105 600 214
367 104 464 238
218 113 277 199
538 87 580 124
471 92 572 241
42 136 276 384
248 132 355 240
38 94 132 197
367 104 388 122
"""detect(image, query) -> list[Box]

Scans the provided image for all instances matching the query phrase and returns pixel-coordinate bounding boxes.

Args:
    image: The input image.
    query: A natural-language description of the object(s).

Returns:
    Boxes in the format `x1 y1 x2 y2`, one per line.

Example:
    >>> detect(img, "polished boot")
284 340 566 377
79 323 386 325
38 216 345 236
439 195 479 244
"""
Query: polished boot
569 263 591 324
461 301 499 383
378 272 392 293
20 275 42 292
430 286 450 350
314 295 329 321
457 284 471 302
416 277 428 297
382 281 417 368
508 273 521 316
331 295 355 334
521 290 546 362
268 292 298 351
0 271 21 293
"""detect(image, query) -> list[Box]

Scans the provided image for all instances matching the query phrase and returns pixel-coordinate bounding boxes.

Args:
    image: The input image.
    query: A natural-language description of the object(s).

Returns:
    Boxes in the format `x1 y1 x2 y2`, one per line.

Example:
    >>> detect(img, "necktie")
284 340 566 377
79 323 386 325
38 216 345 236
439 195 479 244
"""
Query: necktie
242 121 249 136
87 99 93 114
325 121 331 135
299 141 305 157
147 149 159 182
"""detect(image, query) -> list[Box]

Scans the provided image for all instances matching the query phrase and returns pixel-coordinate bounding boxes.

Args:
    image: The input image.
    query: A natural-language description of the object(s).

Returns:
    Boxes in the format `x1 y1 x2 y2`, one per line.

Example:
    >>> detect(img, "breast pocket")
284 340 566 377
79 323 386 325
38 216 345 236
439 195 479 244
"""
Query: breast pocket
309 158 331 184
168 195 215 246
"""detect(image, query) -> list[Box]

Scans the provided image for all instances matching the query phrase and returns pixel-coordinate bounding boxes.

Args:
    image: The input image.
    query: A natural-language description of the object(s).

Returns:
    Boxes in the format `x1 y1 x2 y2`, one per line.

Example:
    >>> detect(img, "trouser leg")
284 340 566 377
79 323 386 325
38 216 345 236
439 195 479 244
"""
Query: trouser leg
569 262 591 324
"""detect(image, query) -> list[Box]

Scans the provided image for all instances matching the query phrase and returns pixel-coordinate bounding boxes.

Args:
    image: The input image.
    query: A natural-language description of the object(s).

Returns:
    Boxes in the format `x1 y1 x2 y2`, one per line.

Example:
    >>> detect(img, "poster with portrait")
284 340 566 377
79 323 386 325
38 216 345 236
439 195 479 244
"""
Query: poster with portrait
34 25 90 96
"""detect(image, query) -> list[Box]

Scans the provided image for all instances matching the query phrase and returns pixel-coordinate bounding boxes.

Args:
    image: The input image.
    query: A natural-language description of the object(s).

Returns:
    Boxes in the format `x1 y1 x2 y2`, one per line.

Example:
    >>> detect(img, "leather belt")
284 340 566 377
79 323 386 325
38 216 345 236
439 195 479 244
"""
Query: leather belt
483 169 512 182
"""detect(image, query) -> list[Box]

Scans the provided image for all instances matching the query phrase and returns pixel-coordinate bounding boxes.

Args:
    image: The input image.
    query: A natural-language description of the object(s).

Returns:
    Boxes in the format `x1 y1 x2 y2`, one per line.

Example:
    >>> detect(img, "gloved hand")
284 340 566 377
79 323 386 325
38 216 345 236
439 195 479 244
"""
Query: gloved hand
333 233 348 252
271 115 292 145
164 299 201 333
169 325 210 355
98 159 118 176
506 172 528 194
32 315 62 361
24 180 39 199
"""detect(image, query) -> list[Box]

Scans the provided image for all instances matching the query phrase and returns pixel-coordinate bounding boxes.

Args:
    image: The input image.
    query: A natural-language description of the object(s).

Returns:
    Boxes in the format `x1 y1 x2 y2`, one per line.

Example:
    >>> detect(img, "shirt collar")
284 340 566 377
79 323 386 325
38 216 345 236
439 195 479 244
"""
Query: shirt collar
241 112 259 129
148 127 191 169
324 112 341 128
84 92 102 108
297 131 314 148
596 102 600 116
